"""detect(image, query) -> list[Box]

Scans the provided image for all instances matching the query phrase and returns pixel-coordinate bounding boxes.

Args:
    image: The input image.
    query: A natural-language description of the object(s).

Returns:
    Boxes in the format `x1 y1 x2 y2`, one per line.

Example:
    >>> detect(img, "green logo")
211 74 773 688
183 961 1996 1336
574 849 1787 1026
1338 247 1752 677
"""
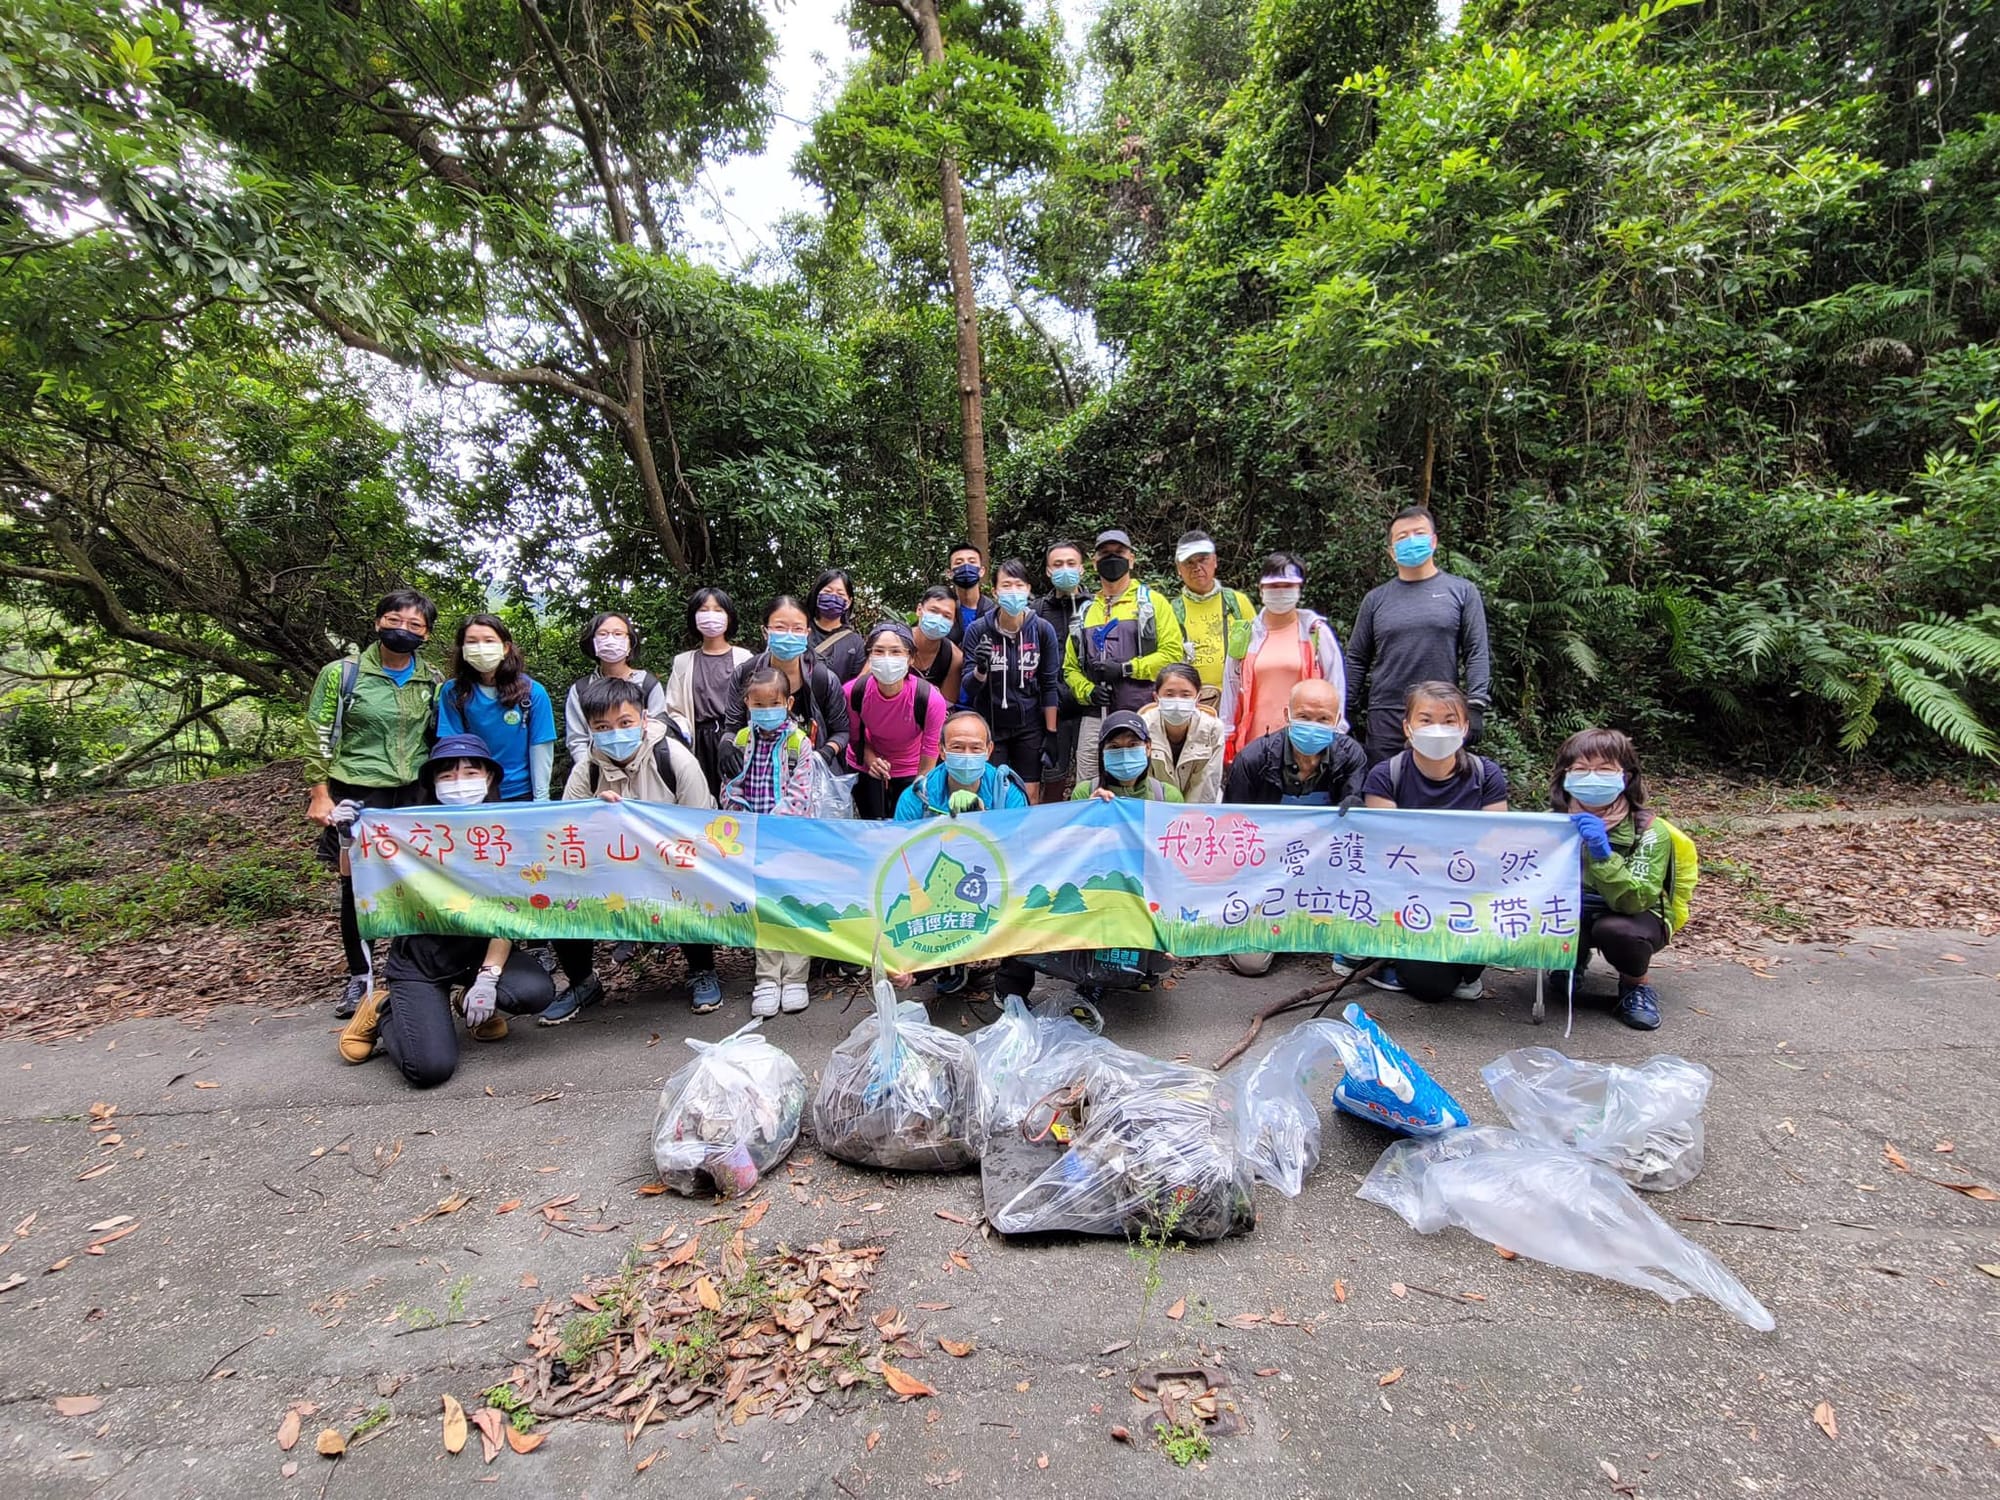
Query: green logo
873 823 1008 961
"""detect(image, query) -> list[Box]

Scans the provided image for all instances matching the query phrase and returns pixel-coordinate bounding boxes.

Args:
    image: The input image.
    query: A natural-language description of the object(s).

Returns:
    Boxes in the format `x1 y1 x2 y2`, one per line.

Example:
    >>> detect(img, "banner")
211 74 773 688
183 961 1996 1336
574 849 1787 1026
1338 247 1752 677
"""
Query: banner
350 798 1583 971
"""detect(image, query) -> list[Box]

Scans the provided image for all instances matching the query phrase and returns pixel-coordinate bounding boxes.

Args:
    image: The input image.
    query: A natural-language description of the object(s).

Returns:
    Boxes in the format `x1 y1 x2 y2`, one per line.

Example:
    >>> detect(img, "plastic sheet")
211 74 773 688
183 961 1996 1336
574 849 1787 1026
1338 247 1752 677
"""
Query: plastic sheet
1357 1125 1774 1331
651 1021 807 1197
1481 1047 1711 1191
812 963 982 1171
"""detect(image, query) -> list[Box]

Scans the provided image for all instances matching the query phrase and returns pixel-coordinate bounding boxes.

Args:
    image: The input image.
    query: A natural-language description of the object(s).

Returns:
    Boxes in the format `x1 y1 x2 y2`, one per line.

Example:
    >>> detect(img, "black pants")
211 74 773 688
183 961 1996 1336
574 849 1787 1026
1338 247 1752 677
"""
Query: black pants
1042 714 1080 799
381 948 555 1089
317 778 426 976
1577 910 1669 979
551 939 716 985
990 724 1045 786
991 956 1041 1001
1361 708 1407 767
854 772 916 821
1397 960 1485 1001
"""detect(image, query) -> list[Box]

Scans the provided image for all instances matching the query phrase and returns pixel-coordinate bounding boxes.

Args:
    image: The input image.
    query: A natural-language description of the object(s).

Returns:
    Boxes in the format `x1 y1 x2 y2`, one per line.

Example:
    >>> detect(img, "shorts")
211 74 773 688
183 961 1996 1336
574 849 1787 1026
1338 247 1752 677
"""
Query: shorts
990 724 1046 784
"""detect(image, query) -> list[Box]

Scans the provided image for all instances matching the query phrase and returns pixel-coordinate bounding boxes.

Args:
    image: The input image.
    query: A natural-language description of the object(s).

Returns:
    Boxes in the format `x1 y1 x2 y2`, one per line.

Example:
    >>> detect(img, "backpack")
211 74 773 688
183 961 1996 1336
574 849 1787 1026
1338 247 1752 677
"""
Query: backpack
586 737 681 800
813 626 856 663
1654 816 1700 935
1170 587 1251 662
847 675 936 766
1067 583 1158 662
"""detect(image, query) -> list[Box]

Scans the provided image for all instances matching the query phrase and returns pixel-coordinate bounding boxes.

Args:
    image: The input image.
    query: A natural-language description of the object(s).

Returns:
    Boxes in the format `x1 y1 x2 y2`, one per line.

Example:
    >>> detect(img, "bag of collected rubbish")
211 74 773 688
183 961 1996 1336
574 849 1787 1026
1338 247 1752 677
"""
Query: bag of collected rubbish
968 995 1104 1141
1357 1125 1773 1330
1481 1047 1711 1191
1328 1003 1471 1137
989 1050 1256 1242
651 1021 807 1197
813 960 982 1171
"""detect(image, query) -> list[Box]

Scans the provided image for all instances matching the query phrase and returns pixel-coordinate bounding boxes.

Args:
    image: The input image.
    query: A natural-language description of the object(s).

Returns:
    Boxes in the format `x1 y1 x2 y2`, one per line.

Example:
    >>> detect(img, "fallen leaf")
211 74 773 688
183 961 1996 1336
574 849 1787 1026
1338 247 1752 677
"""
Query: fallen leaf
1883 1142 1911 1172
495 1199 522 1214
44 1257 71 1274
75 1163 115 1181
1110 1425 1131 1443
193 1081 220 1090
1976 1264 2000 1279
518 1272 538 1289
636 1183 666 1197
85 1216 132 1233
1378 1368 1404 1387
740 1200 770 1230
934 1209 974 1226
1219 1312 1264 1328
866 1429 882 1452
505 1428 544 1455
1332 1279 1348 1304
1037 1454 1049 1469
442 1393 467 1455
1928 1178 1999 1201
54 1395 102 1417
472 1408 504 1463
937 1338 976 1358
315 1428 346 1458
1939 952 1966 963
881 1364 935 1400
85 1223 140 1255
635 1452 658 1472
1935 1141 1956 1153
277 1408 301 1450
1813 1401 1838 1441
1164 1297 1185 1321
1494 1248 1518 1261
693 1276 721 1311
1599 1459 1620 1483
281 1460 298 1478
1389 1282 1408 1297
1098 1340 1131 1357
1014 1379 1031 1394
1254 1368 1280 1378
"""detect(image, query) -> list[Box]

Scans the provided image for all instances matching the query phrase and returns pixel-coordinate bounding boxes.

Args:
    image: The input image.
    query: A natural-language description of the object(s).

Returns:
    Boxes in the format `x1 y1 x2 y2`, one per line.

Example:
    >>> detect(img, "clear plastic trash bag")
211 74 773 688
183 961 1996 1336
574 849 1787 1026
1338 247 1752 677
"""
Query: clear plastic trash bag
801 756 856 819
1481 1047 1711 1191
651 1021 807 1197
1357 1125 1774 1331
812 960 982 1171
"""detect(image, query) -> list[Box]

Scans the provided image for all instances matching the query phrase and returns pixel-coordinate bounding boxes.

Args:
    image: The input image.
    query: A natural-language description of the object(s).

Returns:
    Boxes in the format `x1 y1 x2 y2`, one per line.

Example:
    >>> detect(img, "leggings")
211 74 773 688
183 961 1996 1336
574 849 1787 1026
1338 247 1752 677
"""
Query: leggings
1577 911 1669 978
854 772 916 821
380 948 555 1089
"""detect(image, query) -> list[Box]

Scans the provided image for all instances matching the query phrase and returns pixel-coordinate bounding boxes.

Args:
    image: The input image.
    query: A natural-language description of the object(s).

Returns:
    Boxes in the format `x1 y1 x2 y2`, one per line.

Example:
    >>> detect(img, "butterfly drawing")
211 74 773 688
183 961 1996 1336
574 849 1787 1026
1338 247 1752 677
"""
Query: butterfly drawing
1180 906 1202 923
729 900 749 914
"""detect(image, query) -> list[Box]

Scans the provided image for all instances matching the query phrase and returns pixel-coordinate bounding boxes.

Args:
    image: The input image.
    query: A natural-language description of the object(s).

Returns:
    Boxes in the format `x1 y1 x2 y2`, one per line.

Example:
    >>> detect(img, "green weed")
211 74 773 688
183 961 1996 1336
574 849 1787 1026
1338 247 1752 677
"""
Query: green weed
1158 1421 1212 1467
1126 1190 1189 1351
351 1402 391 1440
481 1383 536 1433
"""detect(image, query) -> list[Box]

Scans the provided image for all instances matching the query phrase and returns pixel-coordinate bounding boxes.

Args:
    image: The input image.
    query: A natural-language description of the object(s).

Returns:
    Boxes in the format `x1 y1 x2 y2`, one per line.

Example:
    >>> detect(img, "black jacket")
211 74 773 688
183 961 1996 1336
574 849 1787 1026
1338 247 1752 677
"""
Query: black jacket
1223 728 1368 806
961 612 1062 733
724 653 851 766
1034 589 1088 714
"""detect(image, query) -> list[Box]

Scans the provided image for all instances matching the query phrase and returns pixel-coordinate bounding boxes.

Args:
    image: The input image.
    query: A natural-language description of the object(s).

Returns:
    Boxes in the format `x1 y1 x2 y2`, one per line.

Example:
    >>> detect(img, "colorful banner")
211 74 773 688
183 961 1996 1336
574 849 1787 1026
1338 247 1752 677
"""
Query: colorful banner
350 799 1583 970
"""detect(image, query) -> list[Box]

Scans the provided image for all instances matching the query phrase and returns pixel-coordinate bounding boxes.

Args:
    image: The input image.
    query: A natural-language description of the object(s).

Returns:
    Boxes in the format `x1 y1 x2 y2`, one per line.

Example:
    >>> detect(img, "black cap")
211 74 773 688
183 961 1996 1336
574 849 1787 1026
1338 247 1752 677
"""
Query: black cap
1094 528 1133 552
1100 709 1150 744
421 733 502 789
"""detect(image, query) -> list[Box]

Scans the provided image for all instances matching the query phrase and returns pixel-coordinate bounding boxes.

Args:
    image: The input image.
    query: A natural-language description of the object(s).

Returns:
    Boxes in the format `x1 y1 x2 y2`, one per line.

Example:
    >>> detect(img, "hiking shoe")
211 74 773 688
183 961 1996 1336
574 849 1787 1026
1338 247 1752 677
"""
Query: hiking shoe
532 945 559 974
779 983 810 1014
689 970 724 1014
539 972 603 1026
1329 954 1362 978
335 973 371 1020
1615 981 1661 1030
469 1012 509 1042
338 988 385 1064
1365 964 1406 993
750 981 780 1019
605 940 642 970
1226 950 1275 977
1451 974 1485 1001
932 965 968 997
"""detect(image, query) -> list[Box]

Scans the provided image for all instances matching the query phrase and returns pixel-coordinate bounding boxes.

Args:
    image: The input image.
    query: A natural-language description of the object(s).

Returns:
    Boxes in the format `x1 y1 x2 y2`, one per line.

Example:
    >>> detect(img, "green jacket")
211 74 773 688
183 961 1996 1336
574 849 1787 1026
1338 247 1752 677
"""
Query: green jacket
304 643 440 787
1584 814 1670 919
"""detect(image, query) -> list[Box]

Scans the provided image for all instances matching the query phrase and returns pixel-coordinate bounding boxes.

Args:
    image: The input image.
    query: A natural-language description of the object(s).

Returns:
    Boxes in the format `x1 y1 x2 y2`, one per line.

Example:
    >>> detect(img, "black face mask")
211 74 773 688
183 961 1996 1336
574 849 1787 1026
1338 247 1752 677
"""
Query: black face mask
1095 554 1132 582
378 626 426 655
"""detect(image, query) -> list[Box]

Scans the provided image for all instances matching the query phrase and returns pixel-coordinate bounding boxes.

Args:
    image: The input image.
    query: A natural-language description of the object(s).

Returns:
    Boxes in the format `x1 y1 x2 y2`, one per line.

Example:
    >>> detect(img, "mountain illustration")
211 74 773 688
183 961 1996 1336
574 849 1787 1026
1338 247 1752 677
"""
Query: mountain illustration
1048 882 1088 915
773 894 835 932
883 847 975 931
1081 869 1142 897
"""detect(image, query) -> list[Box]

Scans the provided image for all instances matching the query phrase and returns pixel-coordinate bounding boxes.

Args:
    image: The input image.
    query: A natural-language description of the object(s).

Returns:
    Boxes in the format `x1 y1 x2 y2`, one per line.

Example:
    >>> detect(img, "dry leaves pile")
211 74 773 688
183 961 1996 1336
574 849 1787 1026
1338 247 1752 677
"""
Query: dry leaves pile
520 1229 895 1435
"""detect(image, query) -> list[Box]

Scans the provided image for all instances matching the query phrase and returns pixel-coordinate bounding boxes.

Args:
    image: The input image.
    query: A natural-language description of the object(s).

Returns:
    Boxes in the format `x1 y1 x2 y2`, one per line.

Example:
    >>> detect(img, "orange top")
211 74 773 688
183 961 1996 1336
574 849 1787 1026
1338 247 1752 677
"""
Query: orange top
1243 631 1306 746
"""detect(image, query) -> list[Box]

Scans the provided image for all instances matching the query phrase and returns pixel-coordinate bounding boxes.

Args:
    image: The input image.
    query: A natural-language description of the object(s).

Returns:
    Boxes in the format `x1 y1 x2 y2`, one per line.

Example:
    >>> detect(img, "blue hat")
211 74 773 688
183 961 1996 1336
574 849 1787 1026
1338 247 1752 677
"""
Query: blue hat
421 733 502 790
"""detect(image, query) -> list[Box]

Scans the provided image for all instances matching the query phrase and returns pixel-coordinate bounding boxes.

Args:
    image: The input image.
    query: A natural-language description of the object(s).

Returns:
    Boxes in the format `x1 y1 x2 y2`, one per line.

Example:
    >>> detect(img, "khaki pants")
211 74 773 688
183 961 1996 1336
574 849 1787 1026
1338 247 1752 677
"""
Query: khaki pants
756 949 809 987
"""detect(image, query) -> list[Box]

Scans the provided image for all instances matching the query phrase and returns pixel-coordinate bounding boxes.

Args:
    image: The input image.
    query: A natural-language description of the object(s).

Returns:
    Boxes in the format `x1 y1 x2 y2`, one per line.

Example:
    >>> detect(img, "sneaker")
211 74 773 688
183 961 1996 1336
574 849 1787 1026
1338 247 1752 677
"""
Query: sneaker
338 987 385 1064
335 973 371 1020
779 983 810 1014
539 972 604 1026
1451 974 1485 1001
750 981 780 1019
689 970 724 1015
1615 981 1661 1030
1329 954 1362 979
932 965 968 997
1365 964 1406 993
605 940 642 970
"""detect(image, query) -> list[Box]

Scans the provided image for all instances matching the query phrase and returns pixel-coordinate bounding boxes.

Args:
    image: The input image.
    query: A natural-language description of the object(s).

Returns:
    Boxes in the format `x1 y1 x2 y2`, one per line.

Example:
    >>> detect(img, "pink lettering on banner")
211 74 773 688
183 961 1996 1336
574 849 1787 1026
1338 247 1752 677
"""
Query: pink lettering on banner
1155 812 1267 885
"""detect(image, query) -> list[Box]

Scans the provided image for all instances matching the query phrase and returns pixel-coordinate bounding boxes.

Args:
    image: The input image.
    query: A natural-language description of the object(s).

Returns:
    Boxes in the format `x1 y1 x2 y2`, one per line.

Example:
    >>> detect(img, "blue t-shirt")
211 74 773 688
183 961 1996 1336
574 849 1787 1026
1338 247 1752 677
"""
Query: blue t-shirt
381 659 416 688
1361 752 1508 811
435 679 557 800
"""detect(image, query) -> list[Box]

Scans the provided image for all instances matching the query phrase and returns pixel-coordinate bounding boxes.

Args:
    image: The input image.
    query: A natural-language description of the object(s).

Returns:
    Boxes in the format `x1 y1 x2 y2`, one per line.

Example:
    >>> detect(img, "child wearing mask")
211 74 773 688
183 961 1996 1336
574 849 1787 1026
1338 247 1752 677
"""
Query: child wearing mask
723 666 825 1018
1072 709 1185 803
544 676 721 1022
563 611 674 769
963 559 1061 802
725 596 851 767
845 621 946 820
1141 664 1225 802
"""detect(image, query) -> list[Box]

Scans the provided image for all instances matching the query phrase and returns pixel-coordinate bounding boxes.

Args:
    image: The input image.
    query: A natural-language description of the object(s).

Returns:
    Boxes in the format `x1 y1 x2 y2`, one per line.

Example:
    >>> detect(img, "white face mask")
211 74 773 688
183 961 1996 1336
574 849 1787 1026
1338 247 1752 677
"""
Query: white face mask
870 655 910 685
694 610 729 639
461 641 506 673
1260 585 1300 614
593 633 631 664
1157 699 1198 726
1410 724 1465 761
435 775 488 806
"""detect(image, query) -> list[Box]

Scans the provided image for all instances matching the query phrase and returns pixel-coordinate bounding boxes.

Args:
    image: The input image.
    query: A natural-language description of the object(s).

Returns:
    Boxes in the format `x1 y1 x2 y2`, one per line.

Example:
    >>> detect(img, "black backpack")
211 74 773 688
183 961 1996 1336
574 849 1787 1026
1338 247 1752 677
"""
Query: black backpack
585 737 682 800
847 675 937 765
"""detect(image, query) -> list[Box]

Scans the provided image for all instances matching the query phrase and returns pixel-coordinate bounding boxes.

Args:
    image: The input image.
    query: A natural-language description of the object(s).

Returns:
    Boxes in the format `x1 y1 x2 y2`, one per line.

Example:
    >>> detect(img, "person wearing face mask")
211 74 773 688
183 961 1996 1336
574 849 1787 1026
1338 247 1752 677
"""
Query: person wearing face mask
665 587 753 794
723 595 851 768
542 676 721 1023
1142 664 1226 802
1168 530 1254 714
1341 682 1510 1001
1062 528 1186 789
808 568 868 686
1347 506 1493 766
944 541 994 650
306 588 444 1019
1072 710 1184 803
1218 551 1349 765
1547 727 1672 1031
844 621 946 820
962 559 1062 802
435 614 556 802
1035 539 1090 800
562 610 676 771
910 586 967 704
336 736 556 1085
1220 679 1368 977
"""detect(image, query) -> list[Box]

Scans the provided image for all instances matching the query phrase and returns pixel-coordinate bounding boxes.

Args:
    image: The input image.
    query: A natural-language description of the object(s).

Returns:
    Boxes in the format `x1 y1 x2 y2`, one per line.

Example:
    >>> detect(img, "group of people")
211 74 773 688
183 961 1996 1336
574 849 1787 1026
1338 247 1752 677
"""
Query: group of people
306 509 1679 1089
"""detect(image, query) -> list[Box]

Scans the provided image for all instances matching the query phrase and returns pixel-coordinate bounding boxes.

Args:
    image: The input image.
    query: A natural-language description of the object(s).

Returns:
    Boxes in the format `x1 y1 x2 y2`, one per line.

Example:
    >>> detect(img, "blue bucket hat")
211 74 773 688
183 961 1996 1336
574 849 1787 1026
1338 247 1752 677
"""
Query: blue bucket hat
420 733 503 795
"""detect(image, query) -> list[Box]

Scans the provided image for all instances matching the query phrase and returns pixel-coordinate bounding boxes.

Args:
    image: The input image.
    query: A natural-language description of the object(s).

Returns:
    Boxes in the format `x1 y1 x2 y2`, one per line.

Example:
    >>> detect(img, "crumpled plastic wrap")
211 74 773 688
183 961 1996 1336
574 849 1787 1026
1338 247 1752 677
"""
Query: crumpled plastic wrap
651 1021 806 1197
1357 1125 1773 1331
813 964 982 1171
1481 1047 1711 1191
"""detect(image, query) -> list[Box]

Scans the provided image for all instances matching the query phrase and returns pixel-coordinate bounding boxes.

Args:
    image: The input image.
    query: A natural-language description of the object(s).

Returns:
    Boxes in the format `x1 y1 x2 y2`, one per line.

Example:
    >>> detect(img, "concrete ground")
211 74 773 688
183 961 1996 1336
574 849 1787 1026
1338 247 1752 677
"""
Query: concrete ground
1 930 1996 1500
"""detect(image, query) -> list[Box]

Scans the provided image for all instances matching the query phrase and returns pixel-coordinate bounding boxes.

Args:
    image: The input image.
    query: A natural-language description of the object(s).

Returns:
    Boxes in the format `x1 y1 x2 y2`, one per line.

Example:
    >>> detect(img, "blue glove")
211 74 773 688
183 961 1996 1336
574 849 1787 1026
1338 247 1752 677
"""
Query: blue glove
1569 812 1613 861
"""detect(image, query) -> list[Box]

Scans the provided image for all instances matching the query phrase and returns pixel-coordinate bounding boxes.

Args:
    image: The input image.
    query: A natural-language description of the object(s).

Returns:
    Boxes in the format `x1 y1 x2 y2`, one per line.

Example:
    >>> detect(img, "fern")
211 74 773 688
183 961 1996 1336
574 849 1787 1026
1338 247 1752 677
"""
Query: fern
1877 658 1999 758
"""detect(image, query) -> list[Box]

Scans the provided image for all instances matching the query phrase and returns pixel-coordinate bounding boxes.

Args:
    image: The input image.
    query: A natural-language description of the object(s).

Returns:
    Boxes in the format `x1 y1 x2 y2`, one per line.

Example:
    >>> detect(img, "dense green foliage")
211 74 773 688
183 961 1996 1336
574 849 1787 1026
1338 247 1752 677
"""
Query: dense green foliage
3 0 1997 793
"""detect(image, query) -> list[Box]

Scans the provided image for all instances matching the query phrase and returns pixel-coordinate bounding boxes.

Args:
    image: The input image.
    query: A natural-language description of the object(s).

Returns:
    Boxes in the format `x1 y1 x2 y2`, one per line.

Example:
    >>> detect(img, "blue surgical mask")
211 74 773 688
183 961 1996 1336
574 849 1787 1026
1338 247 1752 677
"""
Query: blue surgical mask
592 726 645 761
1564 769 1626 806
748 706 789 733
943 751 987 783
950 562 983 589
997 589 1031 616
1050 566 1082 591
1287 719 1337 755
918 613 953 640
1393 533 1436 568
766 630 809 660
1103 746 1150 784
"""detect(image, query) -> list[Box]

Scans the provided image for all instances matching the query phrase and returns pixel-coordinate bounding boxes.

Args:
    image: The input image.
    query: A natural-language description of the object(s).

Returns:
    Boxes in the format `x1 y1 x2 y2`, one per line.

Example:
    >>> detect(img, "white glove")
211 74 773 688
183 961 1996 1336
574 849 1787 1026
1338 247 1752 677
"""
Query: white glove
329 798 364 834
463 966 501 1026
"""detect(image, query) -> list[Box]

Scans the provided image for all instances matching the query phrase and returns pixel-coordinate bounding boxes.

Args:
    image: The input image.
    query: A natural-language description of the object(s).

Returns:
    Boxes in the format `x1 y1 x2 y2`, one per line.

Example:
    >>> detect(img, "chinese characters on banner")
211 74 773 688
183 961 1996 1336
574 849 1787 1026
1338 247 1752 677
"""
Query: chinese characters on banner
350 798 1581 971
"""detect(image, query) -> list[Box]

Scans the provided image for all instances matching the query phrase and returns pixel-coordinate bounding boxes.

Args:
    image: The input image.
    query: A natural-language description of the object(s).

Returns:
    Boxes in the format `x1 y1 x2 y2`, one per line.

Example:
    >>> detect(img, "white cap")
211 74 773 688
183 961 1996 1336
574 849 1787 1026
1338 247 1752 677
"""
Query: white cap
1174 537 1216 564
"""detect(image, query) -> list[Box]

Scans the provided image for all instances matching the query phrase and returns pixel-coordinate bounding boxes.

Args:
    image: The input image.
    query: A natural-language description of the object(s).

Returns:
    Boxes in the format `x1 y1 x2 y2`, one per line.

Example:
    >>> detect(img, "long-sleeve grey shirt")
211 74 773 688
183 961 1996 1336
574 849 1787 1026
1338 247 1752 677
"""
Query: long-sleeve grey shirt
1346 571 1492 725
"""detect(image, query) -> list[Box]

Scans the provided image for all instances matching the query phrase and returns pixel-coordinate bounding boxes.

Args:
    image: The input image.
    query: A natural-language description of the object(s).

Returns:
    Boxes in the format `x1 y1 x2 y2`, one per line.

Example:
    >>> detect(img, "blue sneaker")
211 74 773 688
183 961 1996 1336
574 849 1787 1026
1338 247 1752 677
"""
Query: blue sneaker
1330 1002 1471 1136
1615 981 1661 1030
539 972 604 1026
1365 964 1405 993
689 969 724 1014
1329 954 1363 978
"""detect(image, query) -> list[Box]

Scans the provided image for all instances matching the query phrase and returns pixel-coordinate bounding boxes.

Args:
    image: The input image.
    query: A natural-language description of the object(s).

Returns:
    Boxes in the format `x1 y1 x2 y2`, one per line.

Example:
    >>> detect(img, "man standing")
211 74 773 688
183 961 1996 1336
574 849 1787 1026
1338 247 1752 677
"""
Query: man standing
945 542 993 648
1061 528 1186 784
1169 529 1253 714
1036 538 1088 801
1346 507 1492 765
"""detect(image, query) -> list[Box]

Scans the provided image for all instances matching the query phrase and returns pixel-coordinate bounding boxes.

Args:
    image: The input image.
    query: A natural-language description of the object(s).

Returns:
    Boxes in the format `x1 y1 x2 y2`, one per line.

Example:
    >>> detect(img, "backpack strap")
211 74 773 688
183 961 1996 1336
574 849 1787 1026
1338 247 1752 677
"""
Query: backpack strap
846 677 869 765
813 627 854 662
651 737 680 800
1387 751 1408 802
330 657 361 756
